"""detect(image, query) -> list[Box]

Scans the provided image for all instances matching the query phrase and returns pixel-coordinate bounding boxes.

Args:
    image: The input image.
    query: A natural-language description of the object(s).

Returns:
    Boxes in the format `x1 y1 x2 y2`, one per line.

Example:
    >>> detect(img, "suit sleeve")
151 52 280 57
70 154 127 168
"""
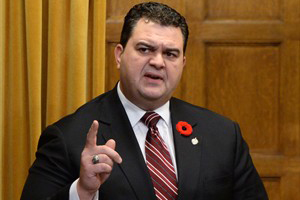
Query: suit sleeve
21 125 77 200
232 122 269 200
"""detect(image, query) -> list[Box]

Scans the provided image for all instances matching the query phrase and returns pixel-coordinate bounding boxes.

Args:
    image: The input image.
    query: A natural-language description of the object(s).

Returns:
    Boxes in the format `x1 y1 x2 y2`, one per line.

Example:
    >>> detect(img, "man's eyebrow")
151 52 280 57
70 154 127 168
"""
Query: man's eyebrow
136 42 155 48
136 42 181 54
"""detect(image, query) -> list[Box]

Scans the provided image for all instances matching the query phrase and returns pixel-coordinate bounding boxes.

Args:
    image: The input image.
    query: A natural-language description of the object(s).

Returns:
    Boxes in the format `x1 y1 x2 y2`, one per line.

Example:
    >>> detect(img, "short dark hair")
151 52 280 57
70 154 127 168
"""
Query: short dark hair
120 2 189 53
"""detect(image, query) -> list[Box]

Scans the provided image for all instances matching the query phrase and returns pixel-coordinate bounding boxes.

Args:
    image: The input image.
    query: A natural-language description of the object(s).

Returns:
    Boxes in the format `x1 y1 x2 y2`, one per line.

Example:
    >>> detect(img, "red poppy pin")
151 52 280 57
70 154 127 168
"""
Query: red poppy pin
176 121 193 136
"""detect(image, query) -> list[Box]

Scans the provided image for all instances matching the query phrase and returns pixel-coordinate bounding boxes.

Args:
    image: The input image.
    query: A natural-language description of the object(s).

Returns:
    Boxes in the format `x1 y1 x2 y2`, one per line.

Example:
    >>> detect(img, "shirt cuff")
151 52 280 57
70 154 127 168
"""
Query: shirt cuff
69 178 99 200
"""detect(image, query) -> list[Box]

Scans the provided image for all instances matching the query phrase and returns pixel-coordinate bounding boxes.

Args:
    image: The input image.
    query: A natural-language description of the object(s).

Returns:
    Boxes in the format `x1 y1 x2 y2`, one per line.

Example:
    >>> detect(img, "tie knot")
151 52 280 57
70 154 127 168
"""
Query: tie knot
141 111 161 128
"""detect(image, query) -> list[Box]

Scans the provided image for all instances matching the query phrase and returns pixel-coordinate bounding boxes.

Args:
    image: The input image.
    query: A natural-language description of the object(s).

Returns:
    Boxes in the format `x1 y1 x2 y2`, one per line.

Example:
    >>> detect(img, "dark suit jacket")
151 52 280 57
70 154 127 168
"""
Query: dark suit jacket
21 86 268 200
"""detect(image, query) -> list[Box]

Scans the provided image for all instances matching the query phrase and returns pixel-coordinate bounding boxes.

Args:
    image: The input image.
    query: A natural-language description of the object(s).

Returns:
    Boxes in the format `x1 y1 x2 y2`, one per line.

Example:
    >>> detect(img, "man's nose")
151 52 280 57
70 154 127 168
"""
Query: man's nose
149 53 166 69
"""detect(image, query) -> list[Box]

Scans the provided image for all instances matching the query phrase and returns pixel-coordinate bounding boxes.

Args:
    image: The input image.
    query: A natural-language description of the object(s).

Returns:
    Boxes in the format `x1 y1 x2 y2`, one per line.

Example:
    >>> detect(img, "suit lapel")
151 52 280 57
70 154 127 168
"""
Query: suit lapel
170 98 203 199
97 88 156 200
94 88 204 199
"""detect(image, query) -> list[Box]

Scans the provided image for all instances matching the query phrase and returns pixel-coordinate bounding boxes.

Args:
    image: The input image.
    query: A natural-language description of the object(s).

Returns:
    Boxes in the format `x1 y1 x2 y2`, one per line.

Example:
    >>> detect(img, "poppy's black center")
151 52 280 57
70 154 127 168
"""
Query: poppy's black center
182 126 187 131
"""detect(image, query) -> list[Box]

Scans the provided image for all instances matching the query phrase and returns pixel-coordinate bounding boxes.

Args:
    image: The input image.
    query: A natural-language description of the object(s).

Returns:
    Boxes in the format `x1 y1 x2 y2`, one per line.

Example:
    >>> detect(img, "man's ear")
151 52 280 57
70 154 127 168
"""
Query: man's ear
183 55 186 68
114 44 124 69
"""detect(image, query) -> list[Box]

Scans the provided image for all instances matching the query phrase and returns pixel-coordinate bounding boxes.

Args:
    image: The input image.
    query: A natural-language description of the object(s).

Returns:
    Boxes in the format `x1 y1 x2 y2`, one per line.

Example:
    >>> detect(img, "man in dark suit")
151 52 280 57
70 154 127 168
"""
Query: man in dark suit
21 2 268 200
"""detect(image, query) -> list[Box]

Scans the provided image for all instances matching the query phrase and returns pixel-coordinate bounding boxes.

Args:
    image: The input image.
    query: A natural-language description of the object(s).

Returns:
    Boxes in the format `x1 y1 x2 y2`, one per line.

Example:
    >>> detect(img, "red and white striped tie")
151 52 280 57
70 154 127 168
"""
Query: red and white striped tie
141 112 178 200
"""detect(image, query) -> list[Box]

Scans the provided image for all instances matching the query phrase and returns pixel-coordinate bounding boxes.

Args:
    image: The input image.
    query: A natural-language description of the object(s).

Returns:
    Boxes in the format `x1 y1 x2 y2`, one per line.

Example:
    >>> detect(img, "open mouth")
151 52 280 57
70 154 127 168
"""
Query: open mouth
144 73 163 80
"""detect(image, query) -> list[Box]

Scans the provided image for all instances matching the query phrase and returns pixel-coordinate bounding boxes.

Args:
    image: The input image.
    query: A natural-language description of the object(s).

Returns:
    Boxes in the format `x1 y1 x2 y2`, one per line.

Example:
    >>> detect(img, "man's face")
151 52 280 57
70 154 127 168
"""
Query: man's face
115 18 186 110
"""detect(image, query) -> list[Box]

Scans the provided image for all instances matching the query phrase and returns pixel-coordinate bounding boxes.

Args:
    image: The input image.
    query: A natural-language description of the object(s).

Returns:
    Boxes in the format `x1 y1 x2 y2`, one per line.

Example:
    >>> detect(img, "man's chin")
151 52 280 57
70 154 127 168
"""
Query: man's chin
141 91 172 104
140 88 165 99
137 90 171 110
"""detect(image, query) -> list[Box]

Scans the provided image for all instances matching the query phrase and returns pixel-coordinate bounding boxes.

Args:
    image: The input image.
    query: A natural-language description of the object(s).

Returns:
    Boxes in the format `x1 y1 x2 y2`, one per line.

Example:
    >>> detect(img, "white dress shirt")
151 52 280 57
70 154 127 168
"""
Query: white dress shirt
70 83 177 199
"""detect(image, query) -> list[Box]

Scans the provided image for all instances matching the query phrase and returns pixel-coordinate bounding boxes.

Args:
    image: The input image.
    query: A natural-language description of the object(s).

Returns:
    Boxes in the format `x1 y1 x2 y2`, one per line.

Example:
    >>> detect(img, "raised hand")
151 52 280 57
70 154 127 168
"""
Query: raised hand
77 120 122 199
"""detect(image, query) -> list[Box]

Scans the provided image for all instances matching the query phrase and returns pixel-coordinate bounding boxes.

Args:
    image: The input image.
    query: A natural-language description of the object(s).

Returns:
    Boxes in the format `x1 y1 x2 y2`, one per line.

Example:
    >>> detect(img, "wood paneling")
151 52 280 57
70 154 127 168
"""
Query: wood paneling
206 0 281 20
263 178 281 200
106 0 300 198
206 44 280 152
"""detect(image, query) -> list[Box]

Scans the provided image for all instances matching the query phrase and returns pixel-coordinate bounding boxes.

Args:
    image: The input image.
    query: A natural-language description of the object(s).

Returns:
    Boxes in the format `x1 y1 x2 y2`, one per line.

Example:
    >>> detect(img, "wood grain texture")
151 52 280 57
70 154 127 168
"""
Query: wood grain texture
206 0 281 20
206 44 280 152
263 177 281 200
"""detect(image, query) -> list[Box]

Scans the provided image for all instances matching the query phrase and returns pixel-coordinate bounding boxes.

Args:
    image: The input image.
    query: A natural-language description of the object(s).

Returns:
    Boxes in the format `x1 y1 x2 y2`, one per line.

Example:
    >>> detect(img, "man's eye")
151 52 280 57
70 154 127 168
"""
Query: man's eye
166 52 177 58
138 47 150 53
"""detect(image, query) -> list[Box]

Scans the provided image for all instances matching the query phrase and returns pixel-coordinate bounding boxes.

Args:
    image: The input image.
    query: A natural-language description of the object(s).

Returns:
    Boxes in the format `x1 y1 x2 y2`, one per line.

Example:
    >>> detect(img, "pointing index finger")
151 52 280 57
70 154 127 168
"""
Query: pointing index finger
85 120 99 148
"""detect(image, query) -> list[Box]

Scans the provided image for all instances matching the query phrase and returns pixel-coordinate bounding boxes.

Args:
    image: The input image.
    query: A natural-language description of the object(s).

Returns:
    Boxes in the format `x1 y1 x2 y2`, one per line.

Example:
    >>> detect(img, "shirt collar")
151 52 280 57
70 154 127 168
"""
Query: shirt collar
117 82 170 127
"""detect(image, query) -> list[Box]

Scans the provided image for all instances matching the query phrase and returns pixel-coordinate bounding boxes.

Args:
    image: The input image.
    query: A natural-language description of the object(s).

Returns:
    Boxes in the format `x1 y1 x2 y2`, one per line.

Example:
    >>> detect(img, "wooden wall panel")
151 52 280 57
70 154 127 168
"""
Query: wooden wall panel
280 41 300 157
206 44 280 152
206 0 281 20
263 178 281 200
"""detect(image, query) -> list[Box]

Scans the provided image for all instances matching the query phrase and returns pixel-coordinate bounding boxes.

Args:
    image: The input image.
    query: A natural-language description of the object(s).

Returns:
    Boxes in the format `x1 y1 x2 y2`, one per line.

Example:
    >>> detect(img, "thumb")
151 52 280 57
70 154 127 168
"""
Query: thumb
105 139 116 150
